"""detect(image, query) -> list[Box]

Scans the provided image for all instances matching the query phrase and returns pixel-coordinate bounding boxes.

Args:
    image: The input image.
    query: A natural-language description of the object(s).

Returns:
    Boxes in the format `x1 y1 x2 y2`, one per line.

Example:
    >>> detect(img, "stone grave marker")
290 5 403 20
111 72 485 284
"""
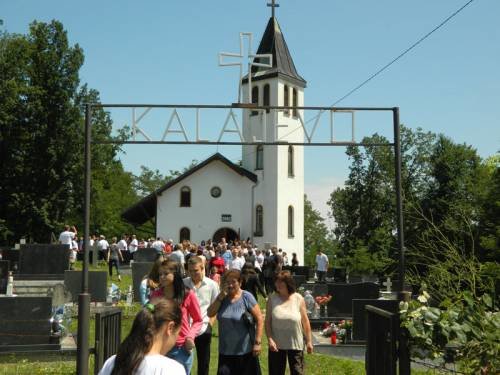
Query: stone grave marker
64 270 107 302
1 248 19 273
132 262 154 303
332 268 347 283
327 282 380 317
292 275 306 288
19 244 69 275
352 299 399 341
0 260 9 294
0 296 58 348
312 283 328 297
133 248 158 263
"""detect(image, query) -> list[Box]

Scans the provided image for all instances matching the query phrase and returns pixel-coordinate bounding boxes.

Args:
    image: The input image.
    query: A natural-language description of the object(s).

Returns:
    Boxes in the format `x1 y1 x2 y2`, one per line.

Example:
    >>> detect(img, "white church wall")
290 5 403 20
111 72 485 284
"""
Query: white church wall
156 160 253 244
241 79 305 263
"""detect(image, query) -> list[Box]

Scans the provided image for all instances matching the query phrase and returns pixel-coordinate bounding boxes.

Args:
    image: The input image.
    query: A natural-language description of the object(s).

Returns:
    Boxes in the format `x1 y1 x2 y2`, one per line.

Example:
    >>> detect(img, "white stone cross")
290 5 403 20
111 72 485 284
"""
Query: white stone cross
383 277 393 292
219 32 272 104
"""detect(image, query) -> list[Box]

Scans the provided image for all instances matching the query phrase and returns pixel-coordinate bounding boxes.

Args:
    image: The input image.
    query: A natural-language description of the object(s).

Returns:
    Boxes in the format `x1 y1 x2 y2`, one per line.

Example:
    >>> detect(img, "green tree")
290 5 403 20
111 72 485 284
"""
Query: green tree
303 194 336 267
0 21 84 242
0 21 140 243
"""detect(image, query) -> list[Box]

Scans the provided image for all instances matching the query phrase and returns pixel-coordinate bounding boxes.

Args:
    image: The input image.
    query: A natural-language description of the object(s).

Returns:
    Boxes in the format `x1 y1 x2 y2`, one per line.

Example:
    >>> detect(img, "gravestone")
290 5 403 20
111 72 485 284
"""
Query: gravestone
132 262 154 303
283 266 310 279
332 268 347 283
352 299 399 341
0 296 59 349
19 244 69 276
0 260 9 294
1 248 19 273
312 283 329 297
292 275 306 288
327 282 380 317
64 270 107 302
133 248 158 263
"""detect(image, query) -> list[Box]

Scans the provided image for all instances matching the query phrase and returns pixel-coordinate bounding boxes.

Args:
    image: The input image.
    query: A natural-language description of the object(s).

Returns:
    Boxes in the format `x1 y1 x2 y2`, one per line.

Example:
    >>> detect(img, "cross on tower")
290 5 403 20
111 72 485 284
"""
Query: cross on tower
267 0 280 18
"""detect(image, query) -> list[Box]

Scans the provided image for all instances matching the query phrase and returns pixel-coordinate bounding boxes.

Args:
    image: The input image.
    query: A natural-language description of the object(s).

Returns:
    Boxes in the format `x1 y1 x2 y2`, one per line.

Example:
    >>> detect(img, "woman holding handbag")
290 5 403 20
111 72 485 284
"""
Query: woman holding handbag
208 269 263 375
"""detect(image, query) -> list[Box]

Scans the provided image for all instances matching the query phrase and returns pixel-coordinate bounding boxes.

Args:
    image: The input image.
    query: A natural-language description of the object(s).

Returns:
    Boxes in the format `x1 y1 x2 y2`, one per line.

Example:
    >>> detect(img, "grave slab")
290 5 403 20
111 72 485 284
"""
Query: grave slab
132 262 154 303
64 270 107 302
19 244 69 275
0 296 57 347
133 248 158 263
327 282 380 317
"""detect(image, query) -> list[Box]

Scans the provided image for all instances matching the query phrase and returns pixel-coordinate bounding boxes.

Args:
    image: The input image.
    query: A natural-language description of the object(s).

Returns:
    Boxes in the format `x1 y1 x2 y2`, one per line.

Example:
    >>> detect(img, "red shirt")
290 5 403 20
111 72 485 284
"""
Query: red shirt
150 288 202 346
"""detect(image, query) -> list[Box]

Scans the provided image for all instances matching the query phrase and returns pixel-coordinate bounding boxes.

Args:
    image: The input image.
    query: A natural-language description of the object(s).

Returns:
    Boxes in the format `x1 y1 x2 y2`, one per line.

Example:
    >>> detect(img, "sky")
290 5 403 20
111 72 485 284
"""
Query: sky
3 0 499 226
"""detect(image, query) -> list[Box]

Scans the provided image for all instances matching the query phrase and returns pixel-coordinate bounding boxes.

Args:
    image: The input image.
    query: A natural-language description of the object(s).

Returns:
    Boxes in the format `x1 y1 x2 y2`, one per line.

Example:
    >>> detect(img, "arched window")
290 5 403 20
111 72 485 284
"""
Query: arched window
284 85 289 115
255 205 263 236
180 227 190 242
263 84 270 113
292 88 298 117
288 205 294 237
251 86 259 116
255 145 263 170
180 186 191 207
288 145 294 177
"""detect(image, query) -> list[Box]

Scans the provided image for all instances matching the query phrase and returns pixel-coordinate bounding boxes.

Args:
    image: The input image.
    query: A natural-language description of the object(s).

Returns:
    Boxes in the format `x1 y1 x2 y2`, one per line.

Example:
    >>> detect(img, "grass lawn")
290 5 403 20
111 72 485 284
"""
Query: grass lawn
0 262 440 374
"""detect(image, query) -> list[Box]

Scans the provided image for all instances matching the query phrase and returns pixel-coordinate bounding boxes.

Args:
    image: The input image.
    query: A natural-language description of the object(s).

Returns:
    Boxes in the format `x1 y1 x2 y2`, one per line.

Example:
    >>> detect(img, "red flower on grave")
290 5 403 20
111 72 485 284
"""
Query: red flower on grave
315 294 332 306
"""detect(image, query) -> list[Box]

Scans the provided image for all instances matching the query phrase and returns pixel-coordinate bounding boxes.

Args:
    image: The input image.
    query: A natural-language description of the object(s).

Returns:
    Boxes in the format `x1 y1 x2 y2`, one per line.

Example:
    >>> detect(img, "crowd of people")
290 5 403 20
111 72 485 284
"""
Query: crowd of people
60 225 315 374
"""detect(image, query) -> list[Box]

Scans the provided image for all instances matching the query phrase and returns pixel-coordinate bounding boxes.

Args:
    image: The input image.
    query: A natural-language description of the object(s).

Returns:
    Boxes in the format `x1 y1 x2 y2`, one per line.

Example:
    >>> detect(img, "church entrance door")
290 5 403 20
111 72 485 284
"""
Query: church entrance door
212 227 238 244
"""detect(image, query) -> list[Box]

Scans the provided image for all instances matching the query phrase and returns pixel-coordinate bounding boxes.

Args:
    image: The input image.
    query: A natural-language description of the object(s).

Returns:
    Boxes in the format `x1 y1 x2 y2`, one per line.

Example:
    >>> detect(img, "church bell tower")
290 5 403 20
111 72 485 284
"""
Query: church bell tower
241 13 307 262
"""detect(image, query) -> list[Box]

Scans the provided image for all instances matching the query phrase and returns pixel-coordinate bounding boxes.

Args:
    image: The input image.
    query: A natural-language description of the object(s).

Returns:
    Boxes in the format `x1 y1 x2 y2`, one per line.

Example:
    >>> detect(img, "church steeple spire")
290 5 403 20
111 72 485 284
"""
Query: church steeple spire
244 16 307 88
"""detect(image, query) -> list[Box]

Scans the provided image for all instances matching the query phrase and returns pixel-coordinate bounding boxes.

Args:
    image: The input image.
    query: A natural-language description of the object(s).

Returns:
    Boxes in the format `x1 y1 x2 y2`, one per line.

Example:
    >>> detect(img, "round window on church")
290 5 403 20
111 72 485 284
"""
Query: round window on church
210 186 222 198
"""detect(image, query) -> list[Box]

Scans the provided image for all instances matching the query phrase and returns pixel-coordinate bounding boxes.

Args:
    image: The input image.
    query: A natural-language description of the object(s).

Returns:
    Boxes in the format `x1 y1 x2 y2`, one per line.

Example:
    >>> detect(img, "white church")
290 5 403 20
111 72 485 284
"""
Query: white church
122 14 307 262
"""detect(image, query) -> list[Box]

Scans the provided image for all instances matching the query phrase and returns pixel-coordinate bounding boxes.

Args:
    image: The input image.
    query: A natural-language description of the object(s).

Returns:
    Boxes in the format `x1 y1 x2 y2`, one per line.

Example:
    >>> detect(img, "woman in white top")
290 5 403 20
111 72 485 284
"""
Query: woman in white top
265 271 313 375
99 298 186 375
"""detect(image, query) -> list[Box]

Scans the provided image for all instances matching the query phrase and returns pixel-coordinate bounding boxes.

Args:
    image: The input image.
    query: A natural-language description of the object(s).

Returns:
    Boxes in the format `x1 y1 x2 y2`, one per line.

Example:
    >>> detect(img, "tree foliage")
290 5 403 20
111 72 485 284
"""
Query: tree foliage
0 21 141 243
303 194 336 266
328 125 498 279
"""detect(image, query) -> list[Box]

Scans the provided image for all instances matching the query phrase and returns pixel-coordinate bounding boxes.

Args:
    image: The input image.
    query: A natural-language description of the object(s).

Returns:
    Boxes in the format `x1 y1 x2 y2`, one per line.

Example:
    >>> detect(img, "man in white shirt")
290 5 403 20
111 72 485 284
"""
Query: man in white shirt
184 256 219 375
59 225 77 247
229 246 245 270
152 237 165 255
97 235 110 262
128 235 138 253
315 249 329 282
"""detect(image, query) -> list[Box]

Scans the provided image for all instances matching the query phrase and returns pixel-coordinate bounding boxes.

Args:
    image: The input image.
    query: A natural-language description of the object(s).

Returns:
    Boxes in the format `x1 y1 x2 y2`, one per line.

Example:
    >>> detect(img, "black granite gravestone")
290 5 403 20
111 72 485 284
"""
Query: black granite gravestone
312 283 329 297
64 271 107 302
1 248 19 273
132 262 154 303
283 266 310 279
352 299 399 341
327 282 380 317
0 296 58 348
292 275 306 288
0 260 9 294
332 268 347 283
133 248 158 263
19 244 69 275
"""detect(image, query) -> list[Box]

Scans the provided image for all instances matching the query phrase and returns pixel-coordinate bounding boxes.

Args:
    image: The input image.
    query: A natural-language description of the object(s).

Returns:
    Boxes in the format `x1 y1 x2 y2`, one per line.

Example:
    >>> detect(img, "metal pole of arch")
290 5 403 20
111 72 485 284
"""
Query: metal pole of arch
77 104 92 374
393 107 406 297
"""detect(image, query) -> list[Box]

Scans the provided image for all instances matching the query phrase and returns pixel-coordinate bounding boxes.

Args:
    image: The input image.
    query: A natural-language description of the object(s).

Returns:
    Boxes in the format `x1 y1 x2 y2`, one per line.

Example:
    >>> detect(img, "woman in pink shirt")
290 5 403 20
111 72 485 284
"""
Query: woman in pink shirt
150 259 202 374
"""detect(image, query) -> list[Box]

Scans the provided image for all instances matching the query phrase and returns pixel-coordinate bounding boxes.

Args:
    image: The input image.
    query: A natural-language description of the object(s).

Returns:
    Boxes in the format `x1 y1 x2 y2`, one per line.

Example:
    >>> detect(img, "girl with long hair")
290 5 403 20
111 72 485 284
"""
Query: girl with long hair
150 259 202 374
98 298 185 375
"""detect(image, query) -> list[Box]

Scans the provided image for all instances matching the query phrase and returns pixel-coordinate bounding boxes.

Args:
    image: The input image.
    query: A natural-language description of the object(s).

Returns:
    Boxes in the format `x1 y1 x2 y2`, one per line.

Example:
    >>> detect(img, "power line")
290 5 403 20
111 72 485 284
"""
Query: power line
330 0 476 107
276 0 477 141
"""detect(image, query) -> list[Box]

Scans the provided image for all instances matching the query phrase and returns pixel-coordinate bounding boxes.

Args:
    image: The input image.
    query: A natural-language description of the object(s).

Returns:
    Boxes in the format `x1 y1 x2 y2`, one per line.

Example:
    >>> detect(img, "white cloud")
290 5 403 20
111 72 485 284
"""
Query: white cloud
305 177 344 230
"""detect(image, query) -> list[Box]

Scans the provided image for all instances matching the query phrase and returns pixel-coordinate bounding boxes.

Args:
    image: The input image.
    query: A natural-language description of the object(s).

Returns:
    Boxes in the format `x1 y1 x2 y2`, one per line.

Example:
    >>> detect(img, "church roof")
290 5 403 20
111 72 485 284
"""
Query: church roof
243 17 306 88
121 153 257 227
